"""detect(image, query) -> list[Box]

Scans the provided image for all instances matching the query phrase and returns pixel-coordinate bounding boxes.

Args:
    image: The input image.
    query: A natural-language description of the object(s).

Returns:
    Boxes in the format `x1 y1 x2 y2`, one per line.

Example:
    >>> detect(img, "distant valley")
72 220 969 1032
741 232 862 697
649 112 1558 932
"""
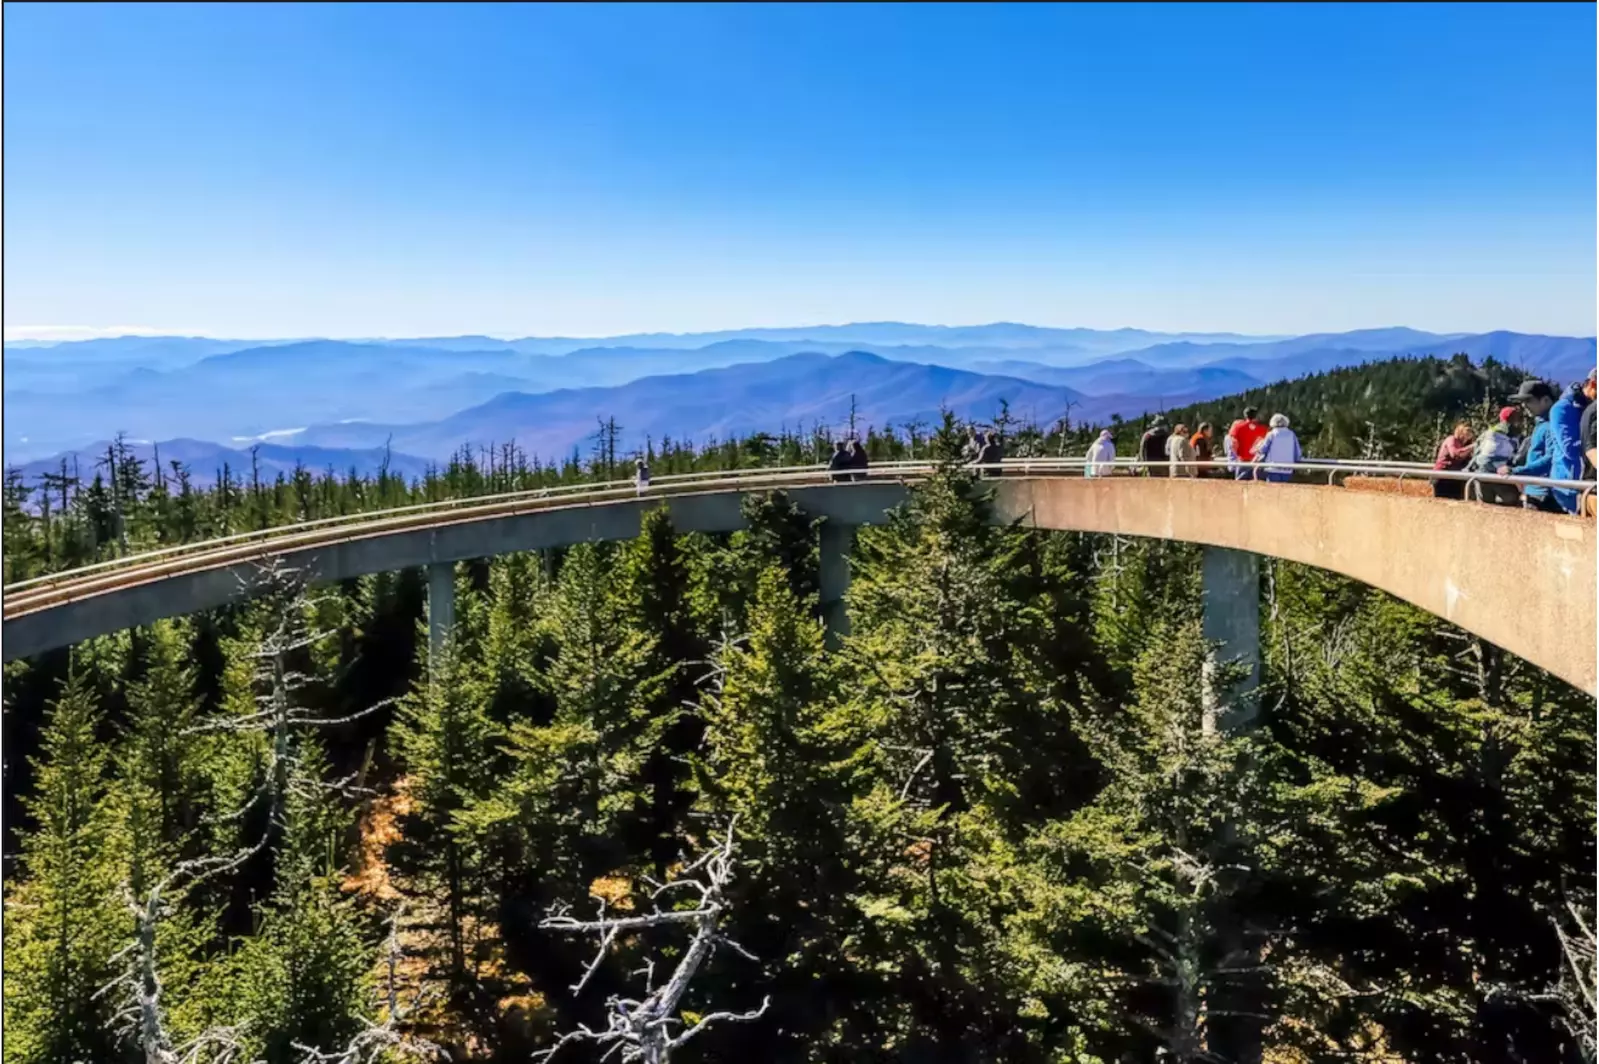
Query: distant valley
4 321 1593 477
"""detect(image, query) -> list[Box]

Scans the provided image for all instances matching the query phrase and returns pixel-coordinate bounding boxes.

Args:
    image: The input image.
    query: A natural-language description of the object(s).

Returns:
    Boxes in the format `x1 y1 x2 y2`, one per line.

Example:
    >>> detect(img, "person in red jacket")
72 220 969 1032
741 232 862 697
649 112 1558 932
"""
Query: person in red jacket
1226 407 1269 480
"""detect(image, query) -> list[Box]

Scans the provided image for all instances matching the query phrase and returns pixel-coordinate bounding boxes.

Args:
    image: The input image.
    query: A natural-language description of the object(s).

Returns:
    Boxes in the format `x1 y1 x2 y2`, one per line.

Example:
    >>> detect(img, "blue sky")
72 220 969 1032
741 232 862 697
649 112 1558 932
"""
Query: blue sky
4 2 1594 340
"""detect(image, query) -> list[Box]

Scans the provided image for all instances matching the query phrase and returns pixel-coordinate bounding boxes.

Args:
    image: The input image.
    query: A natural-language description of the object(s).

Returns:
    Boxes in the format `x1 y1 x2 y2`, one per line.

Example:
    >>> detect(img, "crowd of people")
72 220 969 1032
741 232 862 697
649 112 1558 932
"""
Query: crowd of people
716 366 1599 516
1088 407 1305 482
1431 367 1597 515
1075 364 1597 516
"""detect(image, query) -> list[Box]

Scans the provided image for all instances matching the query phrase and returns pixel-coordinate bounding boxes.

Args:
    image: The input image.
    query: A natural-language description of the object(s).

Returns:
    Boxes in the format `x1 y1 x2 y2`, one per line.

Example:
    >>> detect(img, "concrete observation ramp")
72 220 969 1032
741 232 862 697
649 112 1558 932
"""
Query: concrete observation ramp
3 477 1593 696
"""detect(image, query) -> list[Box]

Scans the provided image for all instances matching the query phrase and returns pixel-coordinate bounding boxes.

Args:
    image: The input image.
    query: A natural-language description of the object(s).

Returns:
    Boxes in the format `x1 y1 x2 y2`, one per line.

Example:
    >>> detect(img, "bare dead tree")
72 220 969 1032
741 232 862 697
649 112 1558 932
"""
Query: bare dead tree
535 820 770 1063
1548 900 1598 1061
99 557 423 1063
99 843 271 1064
292 911 447 1064
1483 898 1599 1062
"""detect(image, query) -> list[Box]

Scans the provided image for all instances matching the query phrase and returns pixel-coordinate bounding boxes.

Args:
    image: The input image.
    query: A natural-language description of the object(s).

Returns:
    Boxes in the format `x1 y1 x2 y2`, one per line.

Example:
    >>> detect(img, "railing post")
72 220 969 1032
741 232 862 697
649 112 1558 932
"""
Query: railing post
427 561 455 677
1201 546 1261 734
819 520 855 647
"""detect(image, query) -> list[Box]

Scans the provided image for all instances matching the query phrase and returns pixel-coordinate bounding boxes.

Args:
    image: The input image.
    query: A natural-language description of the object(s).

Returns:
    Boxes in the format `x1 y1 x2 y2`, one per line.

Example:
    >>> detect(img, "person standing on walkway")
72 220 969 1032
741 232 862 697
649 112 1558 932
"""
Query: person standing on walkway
1510 378 1561 513
1227 407 1269 481
976 430 1005 478
1549 366 1597 514
1139 416 1171 475
1085 429 1116 477
1166 423 1196 477
1581 385 1597 516
828 440 851 483
848 438 870 482
1469 407 1520 506
1252 413 1302 483
1432 422 1475 500
1191 423 1215 475
634 457 651 495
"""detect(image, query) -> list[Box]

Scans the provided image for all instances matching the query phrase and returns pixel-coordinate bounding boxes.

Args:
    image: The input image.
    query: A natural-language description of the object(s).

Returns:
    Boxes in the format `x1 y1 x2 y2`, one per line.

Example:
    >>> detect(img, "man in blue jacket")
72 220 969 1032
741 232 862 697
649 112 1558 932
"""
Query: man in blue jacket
1510 378 1560 512
1549 367 1597 514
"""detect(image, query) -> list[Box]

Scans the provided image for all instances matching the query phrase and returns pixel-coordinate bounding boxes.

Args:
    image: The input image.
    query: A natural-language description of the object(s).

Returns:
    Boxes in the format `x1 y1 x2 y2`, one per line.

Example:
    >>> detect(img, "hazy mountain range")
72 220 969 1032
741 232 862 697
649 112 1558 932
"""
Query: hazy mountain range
5 322 1593 480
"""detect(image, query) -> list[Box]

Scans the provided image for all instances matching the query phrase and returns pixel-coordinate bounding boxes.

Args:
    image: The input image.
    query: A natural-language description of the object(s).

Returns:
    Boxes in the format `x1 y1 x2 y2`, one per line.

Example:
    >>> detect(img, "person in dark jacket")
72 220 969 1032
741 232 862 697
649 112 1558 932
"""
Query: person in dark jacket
1549 367 1597 513
1139 417 1171 475
847 438 870 481
1191 423 1215 475
975 431 1005 478
827 440 851 483
1510 378 1561 512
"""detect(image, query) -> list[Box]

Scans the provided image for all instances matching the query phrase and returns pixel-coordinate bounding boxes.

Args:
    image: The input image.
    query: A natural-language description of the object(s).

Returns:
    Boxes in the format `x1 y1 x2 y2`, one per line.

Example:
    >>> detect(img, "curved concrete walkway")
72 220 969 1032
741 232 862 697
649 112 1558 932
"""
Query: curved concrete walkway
3 476 1593 694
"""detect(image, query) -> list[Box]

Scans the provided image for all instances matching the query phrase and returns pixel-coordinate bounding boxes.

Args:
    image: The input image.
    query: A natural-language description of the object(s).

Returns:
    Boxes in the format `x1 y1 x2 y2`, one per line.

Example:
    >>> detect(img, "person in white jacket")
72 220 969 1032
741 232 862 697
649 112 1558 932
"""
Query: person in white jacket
1252 413 1302 483
1085 430 1116 477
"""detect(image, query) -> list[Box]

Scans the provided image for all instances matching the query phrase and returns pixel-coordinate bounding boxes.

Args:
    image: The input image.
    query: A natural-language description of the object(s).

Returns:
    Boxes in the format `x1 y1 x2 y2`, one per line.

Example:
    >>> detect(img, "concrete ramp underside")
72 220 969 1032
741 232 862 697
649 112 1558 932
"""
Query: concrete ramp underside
994 478 1595 696
4 477 1593 695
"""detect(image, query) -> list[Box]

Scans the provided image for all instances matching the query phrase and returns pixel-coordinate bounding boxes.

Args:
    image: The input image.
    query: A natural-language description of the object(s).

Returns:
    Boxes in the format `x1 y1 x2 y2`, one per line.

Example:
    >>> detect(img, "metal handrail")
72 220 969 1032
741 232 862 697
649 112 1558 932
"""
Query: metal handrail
5 458 1592 613
3 459 940 594
1 464 939 612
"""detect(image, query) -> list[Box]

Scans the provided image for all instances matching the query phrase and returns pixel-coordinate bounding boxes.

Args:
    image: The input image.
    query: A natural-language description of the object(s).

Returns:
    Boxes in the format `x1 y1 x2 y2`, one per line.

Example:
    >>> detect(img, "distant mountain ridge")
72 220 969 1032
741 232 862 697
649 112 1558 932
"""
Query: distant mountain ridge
15 438 437 489
4 323 1592 466
287 351 1094 461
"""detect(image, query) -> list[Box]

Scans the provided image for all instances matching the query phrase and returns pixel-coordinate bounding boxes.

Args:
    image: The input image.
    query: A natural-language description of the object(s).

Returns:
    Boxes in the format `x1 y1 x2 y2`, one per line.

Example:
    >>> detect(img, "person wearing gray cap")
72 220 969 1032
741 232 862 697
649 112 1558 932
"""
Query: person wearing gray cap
1510 378 1562 512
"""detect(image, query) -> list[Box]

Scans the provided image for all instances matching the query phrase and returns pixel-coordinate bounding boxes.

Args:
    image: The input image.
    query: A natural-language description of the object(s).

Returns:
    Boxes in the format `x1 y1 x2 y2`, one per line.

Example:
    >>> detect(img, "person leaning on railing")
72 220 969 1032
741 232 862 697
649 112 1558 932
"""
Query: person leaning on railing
827 440 851 483
1511 378 1562 513
1432 422 1476 500
1548 366 1596 515
1190 423 1215 476
1468 407 1520 507
1227 406 1269 481
1139 416 1171 476
975 431 1005 478
1166 423 1196 477
1581 380 1597 517
1251 413 1301 483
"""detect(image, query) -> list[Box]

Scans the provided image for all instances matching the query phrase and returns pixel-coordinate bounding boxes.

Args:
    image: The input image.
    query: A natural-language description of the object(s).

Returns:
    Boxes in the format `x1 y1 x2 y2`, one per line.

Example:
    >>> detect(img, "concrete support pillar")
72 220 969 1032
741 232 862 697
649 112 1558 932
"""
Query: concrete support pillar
1200 546 1261 734
819 521 856 646
427 562 455 673
1200 545 1264 1064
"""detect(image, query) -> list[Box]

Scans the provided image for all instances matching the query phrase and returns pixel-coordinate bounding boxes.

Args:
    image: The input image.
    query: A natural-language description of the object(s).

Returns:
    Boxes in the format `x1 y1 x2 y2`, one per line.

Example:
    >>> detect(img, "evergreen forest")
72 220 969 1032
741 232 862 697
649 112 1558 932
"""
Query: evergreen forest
2 355 1594 1063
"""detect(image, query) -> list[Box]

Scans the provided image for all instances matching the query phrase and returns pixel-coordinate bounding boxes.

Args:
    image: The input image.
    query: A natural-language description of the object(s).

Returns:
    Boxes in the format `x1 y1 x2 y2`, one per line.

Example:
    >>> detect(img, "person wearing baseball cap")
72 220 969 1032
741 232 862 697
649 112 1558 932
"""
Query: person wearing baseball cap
1510 378 1562 512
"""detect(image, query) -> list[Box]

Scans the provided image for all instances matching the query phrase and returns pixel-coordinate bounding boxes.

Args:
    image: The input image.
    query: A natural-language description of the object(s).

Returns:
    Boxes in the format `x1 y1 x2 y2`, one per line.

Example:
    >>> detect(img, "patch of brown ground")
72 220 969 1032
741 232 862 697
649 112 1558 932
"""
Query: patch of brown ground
1342 475 1433 497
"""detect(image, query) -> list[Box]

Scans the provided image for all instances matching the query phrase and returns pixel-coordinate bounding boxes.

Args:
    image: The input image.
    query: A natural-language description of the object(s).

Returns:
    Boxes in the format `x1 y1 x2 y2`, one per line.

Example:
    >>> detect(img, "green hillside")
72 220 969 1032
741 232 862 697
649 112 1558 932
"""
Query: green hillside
1 365 1593 1063
1105 353 1535 462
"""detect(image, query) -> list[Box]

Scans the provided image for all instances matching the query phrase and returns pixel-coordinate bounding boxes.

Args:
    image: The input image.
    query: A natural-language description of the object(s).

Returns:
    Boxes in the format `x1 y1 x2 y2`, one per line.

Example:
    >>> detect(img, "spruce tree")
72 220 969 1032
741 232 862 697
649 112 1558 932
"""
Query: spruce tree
232 737 375 1064
620 507 710 878
392 634 502 989
2 672 128 1064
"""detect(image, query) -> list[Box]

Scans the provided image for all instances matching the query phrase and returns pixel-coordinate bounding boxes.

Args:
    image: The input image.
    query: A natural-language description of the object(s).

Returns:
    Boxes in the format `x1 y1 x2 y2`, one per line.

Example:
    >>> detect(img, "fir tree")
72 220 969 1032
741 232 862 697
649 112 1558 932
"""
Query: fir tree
2 672 128 1064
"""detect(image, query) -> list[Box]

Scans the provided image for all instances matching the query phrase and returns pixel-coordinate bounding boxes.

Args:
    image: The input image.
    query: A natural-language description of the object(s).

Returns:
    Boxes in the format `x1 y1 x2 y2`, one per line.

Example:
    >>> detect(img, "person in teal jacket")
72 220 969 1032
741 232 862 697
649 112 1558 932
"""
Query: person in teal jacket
1549 367 1597 513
